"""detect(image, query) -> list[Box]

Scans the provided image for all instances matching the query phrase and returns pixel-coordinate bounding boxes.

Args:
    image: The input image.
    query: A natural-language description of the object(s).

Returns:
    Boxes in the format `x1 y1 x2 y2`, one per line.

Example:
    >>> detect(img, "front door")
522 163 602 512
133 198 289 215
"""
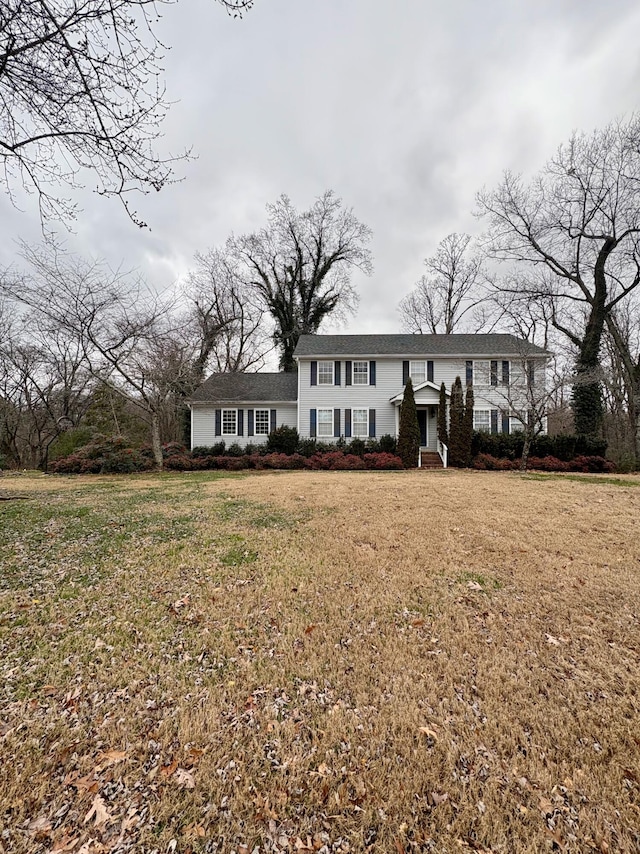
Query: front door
417 409 427 447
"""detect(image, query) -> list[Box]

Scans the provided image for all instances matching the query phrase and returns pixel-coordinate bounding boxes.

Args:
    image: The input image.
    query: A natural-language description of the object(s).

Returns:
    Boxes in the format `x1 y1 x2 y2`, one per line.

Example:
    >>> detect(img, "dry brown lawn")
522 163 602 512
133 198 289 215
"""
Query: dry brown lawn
0 469 639 853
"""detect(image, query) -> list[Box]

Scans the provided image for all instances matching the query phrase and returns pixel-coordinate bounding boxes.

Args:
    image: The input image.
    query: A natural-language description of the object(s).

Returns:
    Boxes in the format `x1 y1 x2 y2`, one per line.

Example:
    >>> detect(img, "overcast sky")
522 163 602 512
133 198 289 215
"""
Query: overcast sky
3 0 640 335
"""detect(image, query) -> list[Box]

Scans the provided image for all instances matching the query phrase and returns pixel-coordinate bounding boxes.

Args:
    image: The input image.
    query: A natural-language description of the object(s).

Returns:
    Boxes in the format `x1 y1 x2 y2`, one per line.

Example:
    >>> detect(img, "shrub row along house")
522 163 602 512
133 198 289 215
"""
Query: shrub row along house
187 334 550 464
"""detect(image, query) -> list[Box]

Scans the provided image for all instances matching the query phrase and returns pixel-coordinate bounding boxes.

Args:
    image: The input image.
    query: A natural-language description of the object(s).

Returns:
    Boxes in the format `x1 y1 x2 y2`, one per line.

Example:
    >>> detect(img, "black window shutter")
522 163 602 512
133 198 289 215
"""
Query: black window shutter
215 409 221 437
466 361 473 386
345 361 352 385
369 360 376 386
247 409 254 437
403 361 409 384
490 361 498 386
501 413 510 434
334 361 341 386
490 409 498 434
310 409 317 438
334 409 341 438
344 408 352 438
427 360 434 383
237 409 244 437
270 409 277 432
310 361 318 386
502 360 510 385
368 409 376 438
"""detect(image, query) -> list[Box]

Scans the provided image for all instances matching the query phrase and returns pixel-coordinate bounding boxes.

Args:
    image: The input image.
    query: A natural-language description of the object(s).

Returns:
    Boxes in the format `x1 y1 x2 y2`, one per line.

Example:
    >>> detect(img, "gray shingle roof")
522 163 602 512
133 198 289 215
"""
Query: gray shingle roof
189 372 298 403
293 333 549 357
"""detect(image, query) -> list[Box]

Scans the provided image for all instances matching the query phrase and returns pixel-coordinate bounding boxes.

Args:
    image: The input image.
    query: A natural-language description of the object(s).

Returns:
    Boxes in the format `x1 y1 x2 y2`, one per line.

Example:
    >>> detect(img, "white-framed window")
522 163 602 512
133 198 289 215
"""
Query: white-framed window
474 360 491 386
473 409 491 432
318 361 334 385
353 360 369 385
317 408 334 437
510 416 525 433
410 360 426 384
352 408 368 438
222 409 237 435
255 409 270 435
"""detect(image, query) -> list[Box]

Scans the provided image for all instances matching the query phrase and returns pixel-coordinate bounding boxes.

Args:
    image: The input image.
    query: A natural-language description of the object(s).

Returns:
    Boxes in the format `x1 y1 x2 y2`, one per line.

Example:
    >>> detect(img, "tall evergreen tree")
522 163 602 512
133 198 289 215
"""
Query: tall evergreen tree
448 376 465 466
397 378 421 468
462 384 474 466
437 382 448 447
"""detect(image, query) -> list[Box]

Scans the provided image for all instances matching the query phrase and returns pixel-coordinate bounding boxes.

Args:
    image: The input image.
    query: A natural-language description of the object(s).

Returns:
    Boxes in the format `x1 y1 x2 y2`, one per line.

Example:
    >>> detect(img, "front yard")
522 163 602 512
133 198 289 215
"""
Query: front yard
1 470 639 853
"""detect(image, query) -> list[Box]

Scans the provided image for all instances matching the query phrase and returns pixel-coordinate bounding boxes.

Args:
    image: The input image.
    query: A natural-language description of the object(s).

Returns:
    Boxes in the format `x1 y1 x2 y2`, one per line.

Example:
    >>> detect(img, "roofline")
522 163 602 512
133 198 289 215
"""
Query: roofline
187 398 297 406
294 351 550 360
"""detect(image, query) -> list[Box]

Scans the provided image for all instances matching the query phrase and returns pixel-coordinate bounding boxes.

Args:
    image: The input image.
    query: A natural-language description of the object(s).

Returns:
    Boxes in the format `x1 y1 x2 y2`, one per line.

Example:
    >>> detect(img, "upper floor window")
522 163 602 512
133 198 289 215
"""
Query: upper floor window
353 361 369 384
318 361 334 385
410 361 426 384
222 409 237 435
254 409 270 435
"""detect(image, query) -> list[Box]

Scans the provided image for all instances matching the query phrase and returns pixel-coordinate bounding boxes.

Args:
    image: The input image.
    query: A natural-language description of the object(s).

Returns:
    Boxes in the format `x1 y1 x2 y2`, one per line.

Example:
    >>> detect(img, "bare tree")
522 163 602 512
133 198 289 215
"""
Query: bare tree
2 245 189 467
399 233 486 334
230 191 373 371
0 308 90 467
185 248 269 377
0 0 254 224
477 115 640 438
602 303 640 467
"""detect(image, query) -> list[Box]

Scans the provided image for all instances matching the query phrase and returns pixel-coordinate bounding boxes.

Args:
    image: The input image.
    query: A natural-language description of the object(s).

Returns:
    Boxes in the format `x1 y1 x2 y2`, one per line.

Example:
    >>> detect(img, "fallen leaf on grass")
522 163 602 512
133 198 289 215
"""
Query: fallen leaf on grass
467 581 483 591
95 749 126 768
545 633 561 646
431 791 448 805
84 794 111 828
51 833 81 851
174 768 196 789
26 815 52 836
418 726 439 740
160 758 179 778
304 624 317 635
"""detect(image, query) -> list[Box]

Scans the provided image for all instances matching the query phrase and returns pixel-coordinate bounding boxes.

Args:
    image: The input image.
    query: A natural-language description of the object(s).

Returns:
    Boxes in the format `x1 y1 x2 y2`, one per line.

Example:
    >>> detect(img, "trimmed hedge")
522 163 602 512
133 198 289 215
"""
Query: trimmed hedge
472 453 615 473
53 439 405 473
471 431 608 461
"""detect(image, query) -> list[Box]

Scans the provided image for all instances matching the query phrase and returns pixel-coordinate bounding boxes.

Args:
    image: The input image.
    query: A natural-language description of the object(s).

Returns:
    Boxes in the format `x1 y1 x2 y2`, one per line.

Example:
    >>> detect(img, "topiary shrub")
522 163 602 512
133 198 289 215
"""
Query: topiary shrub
266 425 299 455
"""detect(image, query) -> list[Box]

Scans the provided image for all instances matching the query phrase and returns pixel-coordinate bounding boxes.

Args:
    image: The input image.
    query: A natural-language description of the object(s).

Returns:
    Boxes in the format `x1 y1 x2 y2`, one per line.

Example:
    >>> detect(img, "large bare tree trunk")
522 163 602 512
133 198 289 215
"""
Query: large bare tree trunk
150 412 163 471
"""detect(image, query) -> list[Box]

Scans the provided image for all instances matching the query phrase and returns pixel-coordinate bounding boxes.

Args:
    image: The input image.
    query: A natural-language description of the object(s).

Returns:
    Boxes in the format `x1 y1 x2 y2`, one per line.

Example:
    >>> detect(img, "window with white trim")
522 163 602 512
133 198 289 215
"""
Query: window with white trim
318 361 334 385
352 408 368 438
353 360 369 385
473 409 491 432
474 360 490 385
510 416 525 432
410 360 426 384
255 409 270 435
222 409 237 435
317 408 333 437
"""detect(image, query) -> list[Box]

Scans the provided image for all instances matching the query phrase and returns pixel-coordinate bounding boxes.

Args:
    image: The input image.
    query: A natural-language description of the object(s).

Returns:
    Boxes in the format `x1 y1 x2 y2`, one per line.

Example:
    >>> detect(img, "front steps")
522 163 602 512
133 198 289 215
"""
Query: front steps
419 451 444 469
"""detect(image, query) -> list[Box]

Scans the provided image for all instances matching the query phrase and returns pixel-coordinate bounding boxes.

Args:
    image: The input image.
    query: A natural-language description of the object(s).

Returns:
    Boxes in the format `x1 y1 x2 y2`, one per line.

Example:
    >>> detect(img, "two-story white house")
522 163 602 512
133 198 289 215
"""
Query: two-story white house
188 333 549 459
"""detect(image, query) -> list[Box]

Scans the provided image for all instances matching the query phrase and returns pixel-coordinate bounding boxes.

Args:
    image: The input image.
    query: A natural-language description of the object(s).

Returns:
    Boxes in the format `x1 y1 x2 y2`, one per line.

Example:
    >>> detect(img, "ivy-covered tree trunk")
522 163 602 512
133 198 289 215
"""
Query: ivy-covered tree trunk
437 382 448 447
397 378 420 468
448 377 464 466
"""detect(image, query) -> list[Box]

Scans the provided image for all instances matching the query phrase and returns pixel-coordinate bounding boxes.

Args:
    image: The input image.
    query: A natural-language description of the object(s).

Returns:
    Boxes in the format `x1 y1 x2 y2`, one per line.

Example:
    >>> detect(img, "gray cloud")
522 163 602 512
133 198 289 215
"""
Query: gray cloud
2 0 640 336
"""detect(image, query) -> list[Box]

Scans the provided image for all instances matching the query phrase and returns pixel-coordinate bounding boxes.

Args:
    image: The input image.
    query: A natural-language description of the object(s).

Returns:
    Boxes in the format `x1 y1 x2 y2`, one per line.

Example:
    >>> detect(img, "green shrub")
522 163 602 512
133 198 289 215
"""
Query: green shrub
266 425 299 455
192 442 226 457
346 438 366 457
378 434 397 454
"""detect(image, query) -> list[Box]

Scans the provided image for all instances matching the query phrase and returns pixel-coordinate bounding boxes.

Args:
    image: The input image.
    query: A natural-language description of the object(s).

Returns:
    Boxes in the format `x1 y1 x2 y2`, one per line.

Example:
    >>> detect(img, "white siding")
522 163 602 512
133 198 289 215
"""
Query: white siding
190 403 297 449
297 355 548 440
